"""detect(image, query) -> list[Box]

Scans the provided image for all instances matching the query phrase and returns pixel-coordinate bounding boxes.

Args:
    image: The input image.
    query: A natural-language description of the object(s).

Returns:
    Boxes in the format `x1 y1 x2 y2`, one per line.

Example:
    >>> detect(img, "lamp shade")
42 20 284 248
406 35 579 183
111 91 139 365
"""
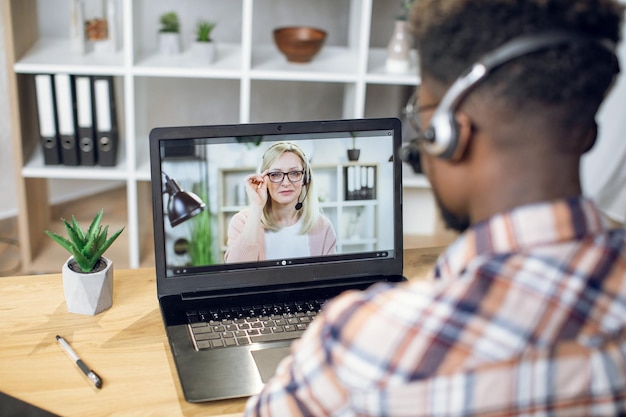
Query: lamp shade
163 173 206 227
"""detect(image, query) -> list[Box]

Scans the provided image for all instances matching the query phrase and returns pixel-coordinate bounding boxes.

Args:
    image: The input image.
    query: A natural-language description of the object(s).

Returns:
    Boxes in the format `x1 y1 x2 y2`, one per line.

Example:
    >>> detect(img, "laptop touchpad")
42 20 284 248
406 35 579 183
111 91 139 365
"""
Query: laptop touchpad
251 346 291 383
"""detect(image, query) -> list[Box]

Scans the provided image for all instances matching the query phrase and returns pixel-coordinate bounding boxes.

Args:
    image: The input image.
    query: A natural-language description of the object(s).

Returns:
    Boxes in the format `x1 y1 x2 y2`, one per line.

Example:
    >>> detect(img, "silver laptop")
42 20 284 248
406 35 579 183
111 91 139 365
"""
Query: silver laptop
149 118 406 402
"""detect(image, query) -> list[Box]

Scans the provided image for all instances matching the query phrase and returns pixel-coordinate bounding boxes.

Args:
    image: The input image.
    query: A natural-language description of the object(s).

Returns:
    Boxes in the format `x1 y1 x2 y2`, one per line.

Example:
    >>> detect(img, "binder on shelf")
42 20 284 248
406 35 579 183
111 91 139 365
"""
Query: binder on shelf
74 75 97 166
93 75 119 167
344 165 376 201
34 74 61 165
54 73 79 166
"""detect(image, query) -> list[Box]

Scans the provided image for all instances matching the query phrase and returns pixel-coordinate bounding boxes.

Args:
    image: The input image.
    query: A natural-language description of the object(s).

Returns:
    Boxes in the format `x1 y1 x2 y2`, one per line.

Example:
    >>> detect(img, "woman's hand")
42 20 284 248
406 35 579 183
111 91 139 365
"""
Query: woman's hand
244 170 269 207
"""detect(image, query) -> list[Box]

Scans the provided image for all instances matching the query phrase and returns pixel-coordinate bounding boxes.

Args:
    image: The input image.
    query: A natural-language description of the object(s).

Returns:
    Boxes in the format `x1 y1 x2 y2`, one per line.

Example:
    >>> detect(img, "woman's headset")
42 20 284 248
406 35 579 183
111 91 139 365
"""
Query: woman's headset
402 31 617 164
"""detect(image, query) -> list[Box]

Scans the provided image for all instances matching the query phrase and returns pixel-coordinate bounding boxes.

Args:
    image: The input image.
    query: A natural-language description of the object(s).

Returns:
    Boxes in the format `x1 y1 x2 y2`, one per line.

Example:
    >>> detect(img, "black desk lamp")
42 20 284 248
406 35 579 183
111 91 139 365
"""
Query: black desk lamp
162 172 206 227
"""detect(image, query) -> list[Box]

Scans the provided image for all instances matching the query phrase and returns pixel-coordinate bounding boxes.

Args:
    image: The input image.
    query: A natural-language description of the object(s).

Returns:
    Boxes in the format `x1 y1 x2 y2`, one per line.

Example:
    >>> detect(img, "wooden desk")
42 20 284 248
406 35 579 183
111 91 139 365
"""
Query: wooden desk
0 248 441 417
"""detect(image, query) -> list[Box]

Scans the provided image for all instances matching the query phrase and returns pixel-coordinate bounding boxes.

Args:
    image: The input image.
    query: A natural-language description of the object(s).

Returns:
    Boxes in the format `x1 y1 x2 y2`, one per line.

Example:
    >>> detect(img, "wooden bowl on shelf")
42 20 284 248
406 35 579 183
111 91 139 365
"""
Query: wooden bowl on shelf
273 26 327 63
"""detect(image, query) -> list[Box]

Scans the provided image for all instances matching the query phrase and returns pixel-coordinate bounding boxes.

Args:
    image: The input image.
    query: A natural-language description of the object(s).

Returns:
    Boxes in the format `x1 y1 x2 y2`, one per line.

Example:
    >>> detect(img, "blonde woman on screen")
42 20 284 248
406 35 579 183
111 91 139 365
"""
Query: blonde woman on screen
225 141 336 262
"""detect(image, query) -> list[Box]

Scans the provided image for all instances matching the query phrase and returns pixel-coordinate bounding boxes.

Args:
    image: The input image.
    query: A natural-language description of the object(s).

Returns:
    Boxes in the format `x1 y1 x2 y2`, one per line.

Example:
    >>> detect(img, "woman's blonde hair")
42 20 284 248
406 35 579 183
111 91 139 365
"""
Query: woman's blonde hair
260 142 319 233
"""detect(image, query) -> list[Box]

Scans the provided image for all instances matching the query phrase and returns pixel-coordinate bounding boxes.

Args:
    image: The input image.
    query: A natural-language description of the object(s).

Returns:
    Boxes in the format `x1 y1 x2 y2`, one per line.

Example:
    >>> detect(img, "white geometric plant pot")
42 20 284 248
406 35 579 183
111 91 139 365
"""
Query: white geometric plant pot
62 256 114 316
190 41 217 63
158 32 182 55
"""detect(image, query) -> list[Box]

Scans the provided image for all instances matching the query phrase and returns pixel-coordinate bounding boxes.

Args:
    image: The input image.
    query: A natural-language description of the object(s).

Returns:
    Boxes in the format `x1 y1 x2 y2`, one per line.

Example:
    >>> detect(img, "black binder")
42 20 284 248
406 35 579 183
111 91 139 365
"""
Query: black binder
344 165 377 200
54 73 79 166
93 76 118 166
34 74 61 165
74 75 97 166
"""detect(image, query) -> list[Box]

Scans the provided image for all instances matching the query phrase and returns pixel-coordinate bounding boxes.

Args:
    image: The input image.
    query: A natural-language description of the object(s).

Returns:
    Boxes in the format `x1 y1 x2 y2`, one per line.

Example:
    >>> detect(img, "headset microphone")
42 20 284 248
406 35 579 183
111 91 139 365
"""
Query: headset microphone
295 185 308 211
295 155 311 211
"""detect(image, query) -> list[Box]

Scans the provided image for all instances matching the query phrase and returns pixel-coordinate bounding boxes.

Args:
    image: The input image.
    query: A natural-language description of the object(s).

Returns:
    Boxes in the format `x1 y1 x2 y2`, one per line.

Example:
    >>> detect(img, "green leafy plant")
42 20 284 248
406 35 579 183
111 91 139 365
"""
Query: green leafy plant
350 131 358 149
196 20 217 42
398 0 416 20
159 11 180 33
188 186 215 266
45 210 124 273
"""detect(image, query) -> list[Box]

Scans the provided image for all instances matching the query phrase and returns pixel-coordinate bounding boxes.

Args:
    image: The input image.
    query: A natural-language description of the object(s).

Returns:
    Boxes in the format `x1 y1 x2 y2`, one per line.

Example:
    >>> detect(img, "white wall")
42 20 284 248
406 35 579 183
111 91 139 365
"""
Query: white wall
581 0 626 224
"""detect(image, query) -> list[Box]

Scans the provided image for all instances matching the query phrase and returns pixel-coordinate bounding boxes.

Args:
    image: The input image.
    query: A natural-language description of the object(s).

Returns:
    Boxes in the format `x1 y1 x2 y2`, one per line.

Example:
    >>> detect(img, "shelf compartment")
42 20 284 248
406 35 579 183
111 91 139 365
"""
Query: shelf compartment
133 77 241 125
17 71 127 179
249 80 350 123
364 83 412 119
131 0 244 71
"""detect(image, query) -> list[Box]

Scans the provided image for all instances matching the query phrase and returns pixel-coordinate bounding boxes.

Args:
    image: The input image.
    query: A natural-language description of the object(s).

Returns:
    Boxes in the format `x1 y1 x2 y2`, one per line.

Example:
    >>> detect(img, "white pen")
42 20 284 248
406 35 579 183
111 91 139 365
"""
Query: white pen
56 335 103 389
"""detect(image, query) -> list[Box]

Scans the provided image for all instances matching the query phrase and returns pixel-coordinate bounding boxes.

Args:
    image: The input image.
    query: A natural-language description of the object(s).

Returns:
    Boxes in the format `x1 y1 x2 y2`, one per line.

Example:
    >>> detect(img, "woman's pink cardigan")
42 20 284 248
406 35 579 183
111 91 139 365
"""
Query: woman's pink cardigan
224 210 336 262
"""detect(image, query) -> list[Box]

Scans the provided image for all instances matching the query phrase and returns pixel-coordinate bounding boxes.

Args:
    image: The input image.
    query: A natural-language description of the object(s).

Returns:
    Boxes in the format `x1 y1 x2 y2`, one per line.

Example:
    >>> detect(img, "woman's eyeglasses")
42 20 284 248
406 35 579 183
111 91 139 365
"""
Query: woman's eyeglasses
266 171 304 183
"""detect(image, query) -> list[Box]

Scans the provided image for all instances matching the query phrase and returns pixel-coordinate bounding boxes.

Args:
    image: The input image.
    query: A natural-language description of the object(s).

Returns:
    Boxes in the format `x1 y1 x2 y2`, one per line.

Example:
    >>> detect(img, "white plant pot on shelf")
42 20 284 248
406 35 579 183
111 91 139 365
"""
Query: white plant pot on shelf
91 39 114 54
158 32 182 55
62 256 114 316
190 41 217 63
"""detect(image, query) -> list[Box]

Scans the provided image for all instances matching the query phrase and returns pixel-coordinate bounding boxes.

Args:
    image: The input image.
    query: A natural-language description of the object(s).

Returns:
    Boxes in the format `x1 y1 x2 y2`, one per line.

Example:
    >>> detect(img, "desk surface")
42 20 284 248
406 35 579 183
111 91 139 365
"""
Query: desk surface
0 247 441 417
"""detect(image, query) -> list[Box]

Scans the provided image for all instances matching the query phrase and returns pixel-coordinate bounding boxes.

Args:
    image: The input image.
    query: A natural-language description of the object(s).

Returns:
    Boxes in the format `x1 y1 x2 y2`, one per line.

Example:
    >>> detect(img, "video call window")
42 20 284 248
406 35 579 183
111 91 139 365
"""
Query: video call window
159 130 396 277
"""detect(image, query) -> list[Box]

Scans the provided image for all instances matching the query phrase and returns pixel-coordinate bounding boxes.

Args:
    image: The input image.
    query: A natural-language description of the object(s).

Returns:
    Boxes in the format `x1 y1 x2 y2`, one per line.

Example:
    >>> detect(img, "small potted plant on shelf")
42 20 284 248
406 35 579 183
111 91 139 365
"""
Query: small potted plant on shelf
191 20 218 62
45 210 124 316
158 11 182 54
347 132 360 161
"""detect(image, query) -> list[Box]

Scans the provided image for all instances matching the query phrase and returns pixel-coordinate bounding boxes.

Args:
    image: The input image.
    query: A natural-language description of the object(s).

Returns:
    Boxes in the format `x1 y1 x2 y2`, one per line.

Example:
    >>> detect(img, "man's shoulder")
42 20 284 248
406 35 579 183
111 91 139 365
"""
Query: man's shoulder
461 222 626 278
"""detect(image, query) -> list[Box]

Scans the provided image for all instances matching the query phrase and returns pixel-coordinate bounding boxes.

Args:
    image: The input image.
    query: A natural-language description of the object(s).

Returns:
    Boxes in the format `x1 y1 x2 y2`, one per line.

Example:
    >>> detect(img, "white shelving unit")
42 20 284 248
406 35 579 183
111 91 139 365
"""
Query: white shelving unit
3 0 425 272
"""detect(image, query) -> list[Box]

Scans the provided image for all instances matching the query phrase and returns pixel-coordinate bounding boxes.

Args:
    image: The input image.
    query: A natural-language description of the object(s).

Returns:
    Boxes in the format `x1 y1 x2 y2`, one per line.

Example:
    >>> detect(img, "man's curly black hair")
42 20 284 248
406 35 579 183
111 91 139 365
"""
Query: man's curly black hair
410 0 624 126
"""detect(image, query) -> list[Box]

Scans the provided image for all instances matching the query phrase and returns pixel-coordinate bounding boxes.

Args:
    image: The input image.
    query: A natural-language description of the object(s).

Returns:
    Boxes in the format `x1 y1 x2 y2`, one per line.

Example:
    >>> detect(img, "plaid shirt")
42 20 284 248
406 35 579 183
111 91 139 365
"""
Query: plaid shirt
245 197 626 417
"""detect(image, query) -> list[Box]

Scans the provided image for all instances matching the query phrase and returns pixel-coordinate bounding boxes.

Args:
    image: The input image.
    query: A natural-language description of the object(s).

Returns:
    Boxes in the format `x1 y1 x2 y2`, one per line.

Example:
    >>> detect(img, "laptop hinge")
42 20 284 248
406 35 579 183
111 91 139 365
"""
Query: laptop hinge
180 274 405 301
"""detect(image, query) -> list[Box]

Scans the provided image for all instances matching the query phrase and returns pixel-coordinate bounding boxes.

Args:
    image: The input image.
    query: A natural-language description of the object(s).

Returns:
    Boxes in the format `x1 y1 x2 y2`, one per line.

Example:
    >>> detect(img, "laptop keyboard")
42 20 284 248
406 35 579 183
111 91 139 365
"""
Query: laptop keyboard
186 299 326 350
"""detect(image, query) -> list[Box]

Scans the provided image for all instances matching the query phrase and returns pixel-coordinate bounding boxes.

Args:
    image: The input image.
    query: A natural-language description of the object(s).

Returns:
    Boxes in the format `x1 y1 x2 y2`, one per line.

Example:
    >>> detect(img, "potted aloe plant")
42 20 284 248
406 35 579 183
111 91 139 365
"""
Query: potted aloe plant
191 20 217 62
45 210 124 316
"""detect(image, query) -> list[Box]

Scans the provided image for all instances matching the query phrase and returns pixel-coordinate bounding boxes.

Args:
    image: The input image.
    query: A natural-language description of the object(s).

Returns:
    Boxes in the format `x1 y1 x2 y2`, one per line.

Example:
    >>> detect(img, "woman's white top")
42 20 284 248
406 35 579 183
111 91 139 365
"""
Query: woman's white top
264 219 310 260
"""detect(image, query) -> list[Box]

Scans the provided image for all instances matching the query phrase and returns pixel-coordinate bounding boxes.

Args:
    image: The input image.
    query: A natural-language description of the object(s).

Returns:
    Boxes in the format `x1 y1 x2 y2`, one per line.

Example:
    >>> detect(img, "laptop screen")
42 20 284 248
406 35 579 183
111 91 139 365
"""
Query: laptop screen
150 118 403 294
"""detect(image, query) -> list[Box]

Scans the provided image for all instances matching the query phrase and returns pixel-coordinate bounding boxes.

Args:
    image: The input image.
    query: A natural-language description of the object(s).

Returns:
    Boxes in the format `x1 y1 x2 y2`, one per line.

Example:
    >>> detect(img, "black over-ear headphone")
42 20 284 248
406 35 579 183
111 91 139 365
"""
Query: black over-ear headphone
403 31 617 162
